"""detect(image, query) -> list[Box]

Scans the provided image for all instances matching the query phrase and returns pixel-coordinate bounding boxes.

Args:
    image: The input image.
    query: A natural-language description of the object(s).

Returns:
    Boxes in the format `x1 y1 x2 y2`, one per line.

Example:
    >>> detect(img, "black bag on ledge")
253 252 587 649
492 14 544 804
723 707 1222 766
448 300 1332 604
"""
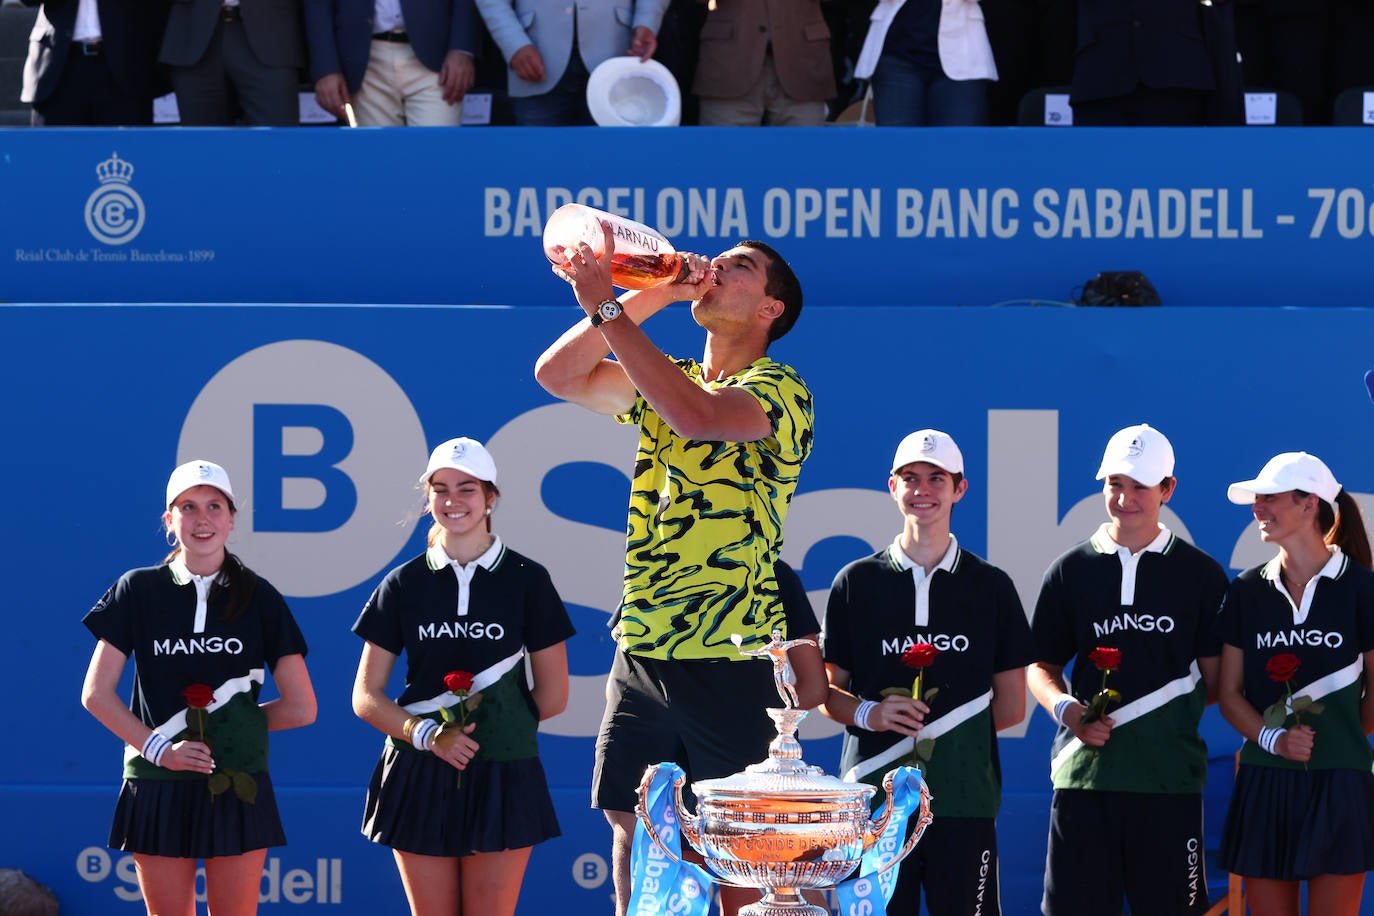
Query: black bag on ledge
1074 271 1162 307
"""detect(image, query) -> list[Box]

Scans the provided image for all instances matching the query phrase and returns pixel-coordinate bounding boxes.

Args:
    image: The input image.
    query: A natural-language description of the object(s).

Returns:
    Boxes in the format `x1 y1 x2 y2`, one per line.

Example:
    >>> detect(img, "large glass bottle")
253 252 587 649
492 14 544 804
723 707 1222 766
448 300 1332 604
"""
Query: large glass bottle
543 203 691 290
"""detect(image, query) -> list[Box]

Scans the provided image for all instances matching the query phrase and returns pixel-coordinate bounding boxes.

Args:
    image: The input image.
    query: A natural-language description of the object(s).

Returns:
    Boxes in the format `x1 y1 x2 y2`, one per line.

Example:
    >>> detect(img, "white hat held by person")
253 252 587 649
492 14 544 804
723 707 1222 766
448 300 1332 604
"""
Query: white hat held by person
1227 452 1341 508
891 429 964 475
166 460 235 507
586 57 681 127
1096 423 1175 487
418 437 498 488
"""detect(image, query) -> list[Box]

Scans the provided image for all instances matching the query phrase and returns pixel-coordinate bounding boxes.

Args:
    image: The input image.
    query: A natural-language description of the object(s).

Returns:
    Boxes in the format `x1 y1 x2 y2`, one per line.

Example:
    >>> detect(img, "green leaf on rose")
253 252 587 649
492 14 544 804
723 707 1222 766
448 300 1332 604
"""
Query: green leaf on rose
922 687 940 703
208 772 232 797
466 693 483 713
232 771 258 804
915 739 935 763
880 687 913 698
1262 702 1288 728
1291 695 1322 715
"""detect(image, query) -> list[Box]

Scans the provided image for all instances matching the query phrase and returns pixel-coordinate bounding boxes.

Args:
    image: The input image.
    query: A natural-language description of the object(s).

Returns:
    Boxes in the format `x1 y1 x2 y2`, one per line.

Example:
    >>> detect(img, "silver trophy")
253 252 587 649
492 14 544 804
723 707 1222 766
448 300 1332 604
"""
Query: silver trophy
635 629 933 916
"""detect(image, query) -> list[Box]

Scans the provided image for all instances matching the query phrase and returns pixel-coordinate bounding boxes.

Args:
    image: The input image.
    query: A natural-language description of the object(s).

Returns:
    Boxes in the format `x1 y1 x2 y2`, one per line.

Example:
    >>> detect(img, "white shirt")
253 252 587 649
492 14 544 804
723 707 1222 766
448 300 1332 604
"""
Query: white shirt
374 0 406 34
73 0 102 43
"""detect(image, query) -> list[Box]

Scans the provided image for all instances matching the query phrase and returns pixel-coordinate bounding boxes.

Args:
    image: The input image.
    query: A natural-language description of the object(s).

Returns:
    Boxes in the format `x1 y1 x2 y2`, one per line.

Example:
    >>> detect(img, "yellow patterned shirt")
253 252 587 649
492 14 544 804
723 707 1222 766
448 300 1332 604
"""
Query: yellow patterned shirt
613 356 813 660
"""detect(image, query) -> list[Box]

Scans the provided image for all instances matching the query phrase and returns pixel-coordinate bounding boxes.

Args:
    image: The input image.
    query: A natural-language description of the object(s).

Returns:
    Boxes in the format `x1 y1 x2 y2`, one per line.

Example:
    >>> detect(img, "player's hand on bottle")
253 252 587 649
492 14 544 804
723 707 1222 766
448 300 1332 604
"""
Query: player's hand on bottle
431 722 479 771
163 740 216 774
1277 725 1315 762
870 695 928 737
554 221 617 312
675 253 715 300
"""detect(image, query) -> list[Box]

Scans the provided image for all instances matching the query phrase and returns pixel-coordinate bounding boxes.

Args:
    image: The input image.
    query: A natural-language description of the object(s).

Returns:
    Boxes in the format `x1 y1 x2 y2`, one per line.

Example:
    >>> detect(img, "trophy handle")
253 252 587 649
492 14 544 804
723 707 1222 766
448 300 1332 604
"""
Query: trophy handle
634 765 703 864
862 772 934 877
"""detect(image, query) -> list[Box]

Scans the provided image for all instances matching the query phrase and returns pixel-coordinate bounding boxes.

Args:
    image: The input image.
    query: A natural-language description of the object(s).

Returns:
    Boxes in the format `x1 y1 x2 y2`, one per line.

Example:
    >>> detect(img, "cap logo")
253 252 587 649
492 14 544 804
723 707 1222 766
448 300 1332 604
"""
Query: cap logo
451 443 467 461
1126 437 1143 458
197 464 214 479
921 435 937 455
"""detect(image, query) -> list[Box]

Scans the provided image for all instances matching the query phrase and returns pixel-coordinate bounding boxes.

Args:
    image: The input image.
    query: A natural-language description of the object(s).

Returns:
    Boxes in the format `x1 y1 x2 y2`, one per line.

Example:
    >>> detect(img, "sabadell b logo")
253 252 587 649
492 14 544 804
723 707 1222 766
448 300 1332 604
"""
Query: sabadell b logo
84 152 145 246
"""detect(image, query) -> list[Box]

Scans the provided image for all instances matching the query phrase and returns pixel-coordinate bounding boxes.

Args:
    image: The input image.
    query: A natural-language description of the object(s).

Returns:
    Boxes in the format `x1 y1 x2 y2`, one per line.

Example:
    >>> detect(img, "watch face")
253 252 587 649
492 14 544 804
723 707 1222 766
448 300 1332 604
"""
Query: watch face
599 300 621 320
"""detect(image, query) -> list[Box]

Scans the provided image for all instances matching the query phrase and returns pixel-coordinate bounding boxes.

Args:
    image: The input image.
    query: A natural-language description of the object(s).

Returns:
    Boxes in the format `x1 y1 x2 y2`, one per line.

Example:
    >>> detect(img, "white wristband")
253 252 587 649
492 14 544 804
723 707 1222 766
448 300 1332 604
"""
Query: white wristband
410 718 439 751
1052 696 1076 727
1258 726 1287 755
141 732 171 766
853 700 878 731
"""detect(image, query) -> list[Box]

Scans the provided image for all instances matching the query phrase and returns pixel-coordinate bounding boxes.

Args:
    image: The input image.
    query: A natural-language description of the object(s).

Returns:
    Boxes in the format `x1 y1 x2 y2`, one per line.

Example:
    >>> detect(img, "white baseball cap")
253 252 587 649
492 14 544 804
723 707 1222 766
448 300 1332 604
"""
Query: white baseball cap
1228 452 1342 507
1096 423 1175 487
166 460 235 507
891 429 964 475
418 437 497 488
586 57 681 127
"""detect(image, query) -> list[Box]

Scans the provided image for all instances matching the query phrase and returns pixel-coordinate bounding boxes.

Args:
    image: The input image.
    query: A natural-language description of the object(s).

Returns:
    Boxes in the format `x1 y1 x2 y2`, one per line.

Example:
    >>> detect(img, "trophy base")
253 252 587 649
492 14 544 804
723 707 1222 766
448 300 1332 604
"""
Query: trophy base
739 890 827 916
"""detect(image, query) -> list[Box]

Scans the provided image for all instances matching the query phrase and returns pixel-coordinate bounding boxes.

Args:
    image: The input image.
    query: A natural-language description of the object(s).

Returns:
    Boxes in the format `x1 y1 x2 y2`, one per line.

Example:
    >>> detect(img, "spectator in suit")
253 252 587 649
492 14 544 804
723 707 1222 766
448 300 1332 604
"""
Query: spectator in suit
852 0 997 126
476 0 668 125
160 0 307 125
1068 0 1218 125
692 0 835 126
20 0 168 125
305 0 479 125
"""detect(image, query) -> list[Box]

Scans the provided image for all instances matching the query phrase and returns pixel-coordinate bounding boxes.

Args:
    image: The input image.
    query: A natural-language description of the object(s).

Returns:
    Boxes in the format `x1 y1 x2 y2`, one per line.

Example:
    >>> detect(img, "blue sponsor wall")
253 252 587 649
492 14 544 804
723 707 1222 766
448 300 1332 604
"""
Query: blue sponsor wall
1 127 1373 914
3 127 1374 308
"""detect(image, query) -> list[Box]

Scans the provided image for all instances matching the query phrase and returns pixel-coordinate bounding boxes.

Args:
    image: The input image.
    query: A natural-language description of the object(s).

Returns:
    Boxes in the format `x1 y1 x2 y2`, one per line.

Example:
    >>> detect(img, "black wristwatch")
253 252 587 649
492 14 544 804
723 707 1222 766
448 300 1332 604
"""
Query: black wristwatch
590 298 623 328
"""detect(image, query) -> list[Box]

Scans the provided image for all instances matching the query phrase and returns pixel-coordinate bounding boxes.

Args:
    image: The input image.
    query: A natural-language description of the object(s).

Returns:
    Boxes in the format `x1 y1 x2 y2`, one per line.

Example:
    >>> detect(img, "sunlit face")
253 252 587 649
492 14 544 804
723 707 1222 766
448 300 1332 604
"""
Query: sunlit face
692 246 777 329
1102 474 1173 536
426 468 494 539
1252 490 1320 545
164 485 235 567
889 462 967 528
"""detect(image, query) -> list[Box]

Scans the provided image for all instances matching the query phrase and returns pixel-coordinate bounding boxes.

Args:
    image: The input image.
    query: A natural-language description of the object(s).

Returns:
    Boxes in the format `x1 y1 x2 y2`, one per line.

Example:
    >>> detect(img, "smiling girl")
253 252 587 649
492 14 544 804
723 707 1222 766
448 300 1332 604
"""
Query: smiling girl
1217 452 1374 916
81 460 316 916
351 437 574 916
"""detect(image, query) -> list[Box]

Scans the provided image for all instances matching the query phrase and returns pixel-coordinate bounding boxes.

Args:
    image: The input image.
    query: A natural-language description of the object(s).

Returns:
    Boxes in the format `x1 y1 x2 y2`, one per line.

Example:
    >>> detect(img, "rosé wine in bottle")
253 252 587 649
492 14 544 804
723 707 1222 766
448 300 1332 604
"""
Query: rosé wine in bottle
543 203 691 290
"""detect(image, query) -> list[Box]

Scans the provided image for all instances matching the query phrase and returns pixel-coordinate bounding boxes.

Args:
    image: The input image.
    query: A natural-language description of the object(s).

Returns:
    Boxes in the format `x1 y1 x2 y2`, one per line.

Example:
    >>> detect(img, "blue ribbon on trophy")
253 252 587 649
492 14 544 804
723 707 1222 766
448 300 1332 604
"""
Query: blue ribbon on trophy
629 763 713 916
833 766 925 916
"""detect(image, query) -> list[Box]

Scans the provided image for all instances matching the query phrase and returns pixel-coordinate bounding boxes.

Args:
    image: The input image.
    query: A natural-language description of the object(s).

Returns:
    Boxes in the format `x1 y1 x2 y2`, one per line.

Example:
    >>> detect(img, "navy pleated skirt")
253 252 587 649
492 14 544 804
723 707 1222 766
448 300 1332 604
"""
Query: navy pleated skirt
109 773 286 858
1219 764 1374 879
361 743 561 857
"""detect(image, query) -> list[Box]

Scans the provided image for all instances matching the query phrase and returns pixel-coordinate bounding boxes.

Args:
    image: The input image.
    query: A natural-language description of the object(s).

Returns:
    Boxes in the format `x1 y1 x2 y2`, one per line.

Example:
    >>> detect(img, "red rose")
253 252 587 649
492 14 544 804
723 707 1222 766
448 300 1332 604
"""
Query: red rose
1266 653 1301 683
1088 647 1122 671
182 684 215 708
901 643 940 670
444 671 474 694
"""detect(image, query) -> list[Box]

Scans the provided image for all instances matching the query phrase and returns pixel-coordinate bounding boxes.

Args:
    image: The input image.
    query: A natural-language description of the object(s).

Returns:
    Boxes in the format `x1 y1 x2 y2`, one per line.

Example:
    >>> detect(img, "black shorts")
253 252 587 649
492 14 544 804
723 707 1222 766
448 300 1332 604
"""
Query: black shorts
889 815 1001 916
592 649 778 812
109 773 286 858
1218 764 1374 880
362 741 561 857
1042 789 1208 916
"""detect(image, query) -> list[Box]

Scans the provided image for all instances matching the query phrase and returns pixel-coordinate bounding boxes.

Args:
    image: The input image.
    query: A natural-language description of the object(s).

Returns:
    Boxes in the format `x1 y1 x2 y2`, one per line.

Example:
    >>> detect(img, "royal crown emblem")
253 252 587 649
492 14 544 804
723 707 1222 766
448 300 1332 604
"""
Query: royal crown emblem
85 152 145 246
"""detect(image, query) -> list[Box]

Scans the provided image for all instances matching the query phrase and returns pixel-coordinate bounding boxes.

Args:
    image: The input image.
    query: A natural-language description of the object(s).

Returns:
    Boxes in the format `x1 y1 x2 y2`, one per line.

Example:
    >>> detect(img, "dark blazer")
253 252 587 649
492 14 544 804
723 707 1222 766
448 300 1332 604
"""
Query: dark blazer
304 0 478 91
21 0 168 104
691 0 836 102
1070 0 1214 103
160 0 305 69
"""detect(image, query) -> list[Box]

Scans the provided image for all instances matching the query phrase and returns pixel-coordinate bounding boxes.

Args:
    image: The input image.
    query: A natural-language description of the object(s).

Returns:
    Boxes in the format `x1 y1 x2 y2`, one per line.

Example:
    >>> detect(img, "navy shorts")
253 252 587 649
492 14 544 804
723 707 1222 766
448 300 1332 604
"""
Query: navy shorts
592 649 779 812
889 815 1001 916
1042 789 1209 916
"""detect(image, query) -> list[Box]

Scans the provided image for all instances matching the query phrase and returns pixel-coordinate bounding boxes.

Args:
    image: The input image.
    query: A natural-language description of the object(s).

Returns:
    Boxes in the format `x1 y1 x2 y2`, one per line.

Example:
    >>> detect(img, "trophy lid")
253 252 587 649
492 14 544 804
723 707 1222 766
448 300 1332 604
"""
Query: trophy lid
694 760 876 800
692 706 876 801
